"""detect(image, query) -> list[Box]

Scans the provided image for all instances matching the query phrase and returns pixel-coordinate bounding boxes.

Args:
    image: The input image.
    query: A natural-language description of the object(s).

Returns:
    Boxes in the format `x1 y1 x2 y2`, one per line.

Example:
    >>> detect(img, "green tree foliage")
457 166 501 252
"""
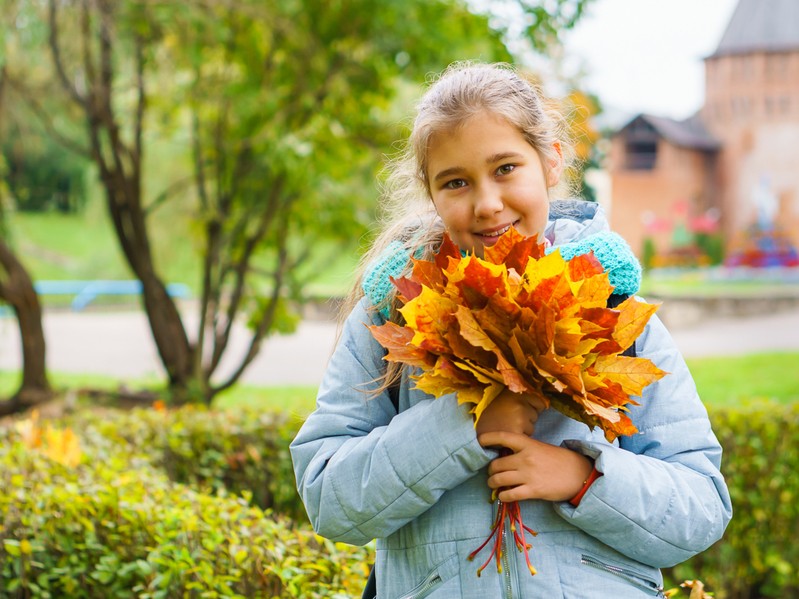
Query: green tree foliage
1 131 88 213
0 1 91 214
0 0 590 404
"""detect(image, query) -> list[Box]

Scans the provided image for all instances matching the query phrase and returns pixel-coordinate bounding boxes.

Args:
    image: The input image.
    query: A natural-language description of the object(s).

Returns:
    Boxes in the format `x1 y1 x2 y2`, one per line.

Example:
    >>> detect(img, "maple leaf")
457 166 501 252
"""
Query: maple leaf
43 426 82 468
14 410 83 468
368 320 435 369
15 409 43 449
368 227 667 578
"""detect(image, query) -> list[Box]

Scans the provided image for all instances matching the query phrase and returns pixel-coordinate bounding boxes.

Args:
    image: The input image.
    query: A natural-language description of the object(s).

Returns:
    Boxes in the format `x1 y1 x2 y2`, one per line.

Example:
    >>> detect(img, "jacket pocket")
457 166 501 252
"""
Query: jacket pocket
581 553 665 597
396 554 459 599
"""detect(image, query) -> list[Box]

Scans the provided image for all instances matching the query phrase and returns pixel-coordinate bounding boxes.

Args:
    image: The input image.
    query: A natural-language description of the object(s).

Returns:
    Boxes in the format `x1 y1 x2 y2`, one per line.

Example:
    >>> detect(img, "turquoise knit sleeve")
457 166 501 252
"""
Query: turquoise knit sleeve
549 231 641 296
362 241 411 319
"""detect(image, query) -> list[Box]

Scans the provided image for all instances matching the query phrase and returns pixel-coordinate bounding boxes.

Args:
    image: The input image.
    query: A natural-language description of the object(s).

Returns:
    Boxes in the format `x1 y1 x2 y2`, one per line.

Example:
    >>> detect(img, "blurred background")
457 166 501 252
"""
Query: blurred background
0 1 798 595
2 0 796 402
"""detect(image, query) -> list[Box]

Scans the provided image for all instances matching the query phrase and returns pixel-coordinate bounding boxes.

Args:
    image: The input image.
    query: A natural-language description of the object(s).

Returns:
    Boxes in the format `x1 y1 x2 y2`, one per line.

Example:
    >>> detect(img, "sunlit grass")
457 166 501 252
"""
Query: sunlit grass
2 352 797 415
641 269 799 298
9 210 358 301
0 369 318 416
685 352 799 407
213 384 318 417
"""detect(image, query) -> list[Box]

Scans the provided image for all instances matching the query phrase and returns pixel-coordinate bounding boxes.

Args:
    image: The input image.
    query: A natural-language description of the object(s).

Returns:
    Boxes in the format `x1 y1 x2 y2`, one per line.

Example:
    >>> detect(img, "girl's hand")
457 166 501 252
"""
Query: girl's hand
474 389 547 437
477 431 594 503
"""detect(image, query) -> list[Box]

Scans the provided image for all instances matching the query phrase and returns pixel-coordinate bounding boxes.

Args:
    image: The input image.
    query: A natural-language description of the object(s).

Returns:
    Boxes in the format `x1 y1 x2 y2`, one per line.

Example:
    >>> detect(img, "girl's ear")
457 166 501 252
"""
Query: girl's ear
546 142 564 187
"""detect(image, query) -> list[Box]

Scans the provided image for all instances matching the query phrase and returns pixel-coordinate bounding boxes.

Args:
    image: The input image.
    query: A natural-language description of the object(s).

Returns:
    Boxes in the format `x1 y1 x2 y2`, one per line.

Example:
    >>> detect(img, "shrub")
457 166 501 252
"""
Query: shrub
666 402 799 598
48 405 308 522
642 236 657 270
0 432 372 598
5 399 799 598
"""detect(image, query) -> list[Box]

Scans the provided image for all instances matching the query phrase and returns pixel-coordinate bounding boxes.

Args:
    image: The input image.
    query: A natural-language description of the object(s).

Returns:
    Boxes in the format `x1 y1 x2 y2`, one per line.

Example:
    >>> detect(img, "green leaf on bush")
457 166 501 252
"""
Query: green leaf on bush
4 539 21 557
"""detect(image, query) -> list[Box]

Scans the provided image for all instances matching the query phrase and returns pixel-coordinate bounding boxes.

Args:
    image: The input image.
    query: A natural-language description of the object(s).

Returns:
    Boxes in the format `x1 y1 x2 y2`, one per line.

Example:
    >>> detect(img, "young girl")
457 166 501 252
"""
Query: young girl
291 62 731 598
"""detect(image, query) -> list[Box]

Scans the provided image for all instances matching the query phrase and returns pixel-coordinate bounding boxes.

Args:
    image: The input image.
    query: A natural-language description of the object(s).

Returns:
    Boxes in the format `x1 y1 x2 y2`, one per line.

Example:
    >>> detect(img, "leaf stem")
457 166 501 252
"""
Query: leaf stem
467 456 538 578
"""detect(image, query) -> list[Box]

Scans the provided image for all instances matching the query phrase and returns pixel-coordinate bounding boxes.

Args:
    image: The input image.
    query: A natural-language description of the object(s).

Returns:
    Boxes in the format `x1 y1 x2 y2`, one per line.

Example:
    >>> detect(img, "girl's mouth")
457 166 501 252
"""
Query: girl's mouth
475 221 519 244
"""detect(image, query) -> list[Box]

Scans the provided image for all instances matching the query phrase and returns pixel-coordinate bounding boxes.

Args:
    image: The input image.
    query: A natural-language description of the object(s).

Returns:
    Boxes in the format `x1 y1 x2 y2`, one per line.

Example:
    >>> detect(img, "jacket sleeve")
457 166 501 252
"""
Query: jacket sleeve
290 297 493 546
553 313 733 568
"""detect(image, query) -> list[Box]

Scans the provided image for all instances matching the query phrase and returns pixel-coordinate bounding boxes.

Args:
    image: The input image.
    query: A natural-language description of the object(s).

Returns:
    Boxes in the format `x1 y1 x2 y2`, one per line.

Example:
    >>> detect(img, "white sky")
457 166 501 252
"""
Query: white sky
560 0 739 121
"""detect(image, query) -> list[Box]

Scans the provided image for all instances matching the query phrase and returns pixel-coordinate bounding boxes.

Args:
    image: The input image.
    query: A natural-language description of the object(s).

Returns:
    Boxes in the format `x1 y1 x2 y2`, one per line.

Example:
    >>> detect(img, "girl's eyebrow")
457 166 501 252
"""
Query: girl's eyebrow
433 166 465 183
487 151 522 164
432 152 523 183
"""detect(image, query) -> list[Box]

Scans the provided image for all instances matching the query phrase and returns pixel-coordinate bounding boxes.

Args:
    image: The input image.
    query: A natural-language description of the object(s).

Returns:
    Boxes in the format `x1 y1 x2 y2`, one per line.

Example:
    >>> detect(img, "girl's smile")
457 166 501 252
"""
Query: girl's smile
426 111 561 257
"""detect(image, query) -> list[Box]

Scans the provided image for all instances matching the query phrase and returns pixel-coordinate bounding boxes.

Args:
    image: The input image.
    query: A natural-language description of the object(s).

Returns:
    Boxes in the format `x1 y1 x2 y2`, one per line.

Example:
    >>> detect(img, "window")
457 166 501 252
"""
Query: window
624 119 658 170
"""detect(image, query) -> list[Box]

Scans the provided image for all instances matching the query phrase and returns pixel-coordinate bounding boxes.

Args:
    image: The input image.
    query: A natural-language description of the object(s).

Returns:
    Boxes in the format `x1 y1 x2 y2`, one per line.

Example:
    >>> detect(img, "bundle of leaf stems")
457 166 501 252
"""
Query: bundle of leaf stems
467 448 538 577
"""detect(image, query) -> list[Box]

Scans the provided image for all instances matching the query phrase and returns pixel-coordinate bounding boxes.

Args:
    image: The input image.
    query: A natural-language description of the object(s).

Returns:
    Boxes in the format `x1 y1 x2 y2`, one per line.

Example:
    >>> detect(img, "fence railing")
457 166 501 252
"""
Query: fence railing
32 280 191 311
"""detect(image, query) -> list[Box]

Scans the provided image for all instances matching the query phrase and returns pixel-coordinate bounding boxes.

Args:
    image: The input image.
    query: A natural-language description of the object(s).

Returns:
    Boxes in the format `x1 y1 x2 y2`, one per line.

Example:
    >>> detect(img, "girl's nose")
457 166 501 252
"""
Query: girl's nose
473 185 503 219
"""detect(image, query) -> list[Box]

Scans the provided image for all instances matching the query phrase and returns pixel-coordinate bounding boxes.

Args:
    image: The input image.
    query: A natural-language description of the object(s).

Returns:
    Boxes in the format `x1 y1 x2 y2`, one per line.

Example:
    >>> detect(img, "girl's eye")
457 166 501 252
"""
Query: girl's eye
444 179 467 190
497 164 515 176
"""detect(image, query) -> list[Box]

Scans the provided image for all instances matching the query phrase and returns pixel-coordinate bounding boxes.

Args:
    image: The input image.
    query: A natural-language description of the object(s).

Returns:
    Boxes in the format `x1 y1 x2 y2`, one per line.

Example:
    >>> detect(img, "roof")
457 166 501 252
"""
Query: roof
615 114 721 151
709 0 799 58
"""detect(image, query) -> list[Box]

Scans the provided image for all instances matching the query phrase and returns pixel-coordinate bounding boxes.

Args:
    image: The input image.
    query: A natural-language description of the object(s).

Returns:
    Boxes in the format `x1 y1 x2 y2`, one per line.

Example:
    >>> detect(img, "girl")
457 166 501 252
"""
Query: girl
291 62 731 598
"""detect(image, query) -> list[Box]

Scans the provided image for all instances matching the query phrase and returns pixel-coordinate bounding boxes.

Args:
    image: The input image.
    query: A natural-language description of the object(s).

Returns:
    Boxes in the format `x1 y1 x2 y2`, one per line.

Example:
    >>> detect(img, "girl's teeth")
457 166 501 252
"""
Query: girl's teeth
484 225 510 238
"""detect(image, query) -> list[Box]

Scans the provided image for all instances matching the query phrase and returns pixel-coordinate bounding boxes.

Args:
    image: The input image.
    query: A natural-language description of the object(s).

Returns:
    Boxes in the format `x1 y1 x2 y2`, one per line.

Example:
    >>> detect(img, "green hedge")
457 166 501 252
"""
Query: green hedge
3 400 799 598
0 425 371 598
666 401 799 598
47 406 308 522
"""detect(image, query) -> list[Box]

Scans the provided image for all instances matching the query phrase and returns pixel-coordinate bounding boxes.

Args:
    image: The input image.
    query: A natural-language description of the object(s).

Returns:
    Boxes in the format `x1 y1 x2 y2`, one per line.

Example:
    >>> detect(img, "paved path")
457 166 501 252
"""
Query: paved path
1 306 798 386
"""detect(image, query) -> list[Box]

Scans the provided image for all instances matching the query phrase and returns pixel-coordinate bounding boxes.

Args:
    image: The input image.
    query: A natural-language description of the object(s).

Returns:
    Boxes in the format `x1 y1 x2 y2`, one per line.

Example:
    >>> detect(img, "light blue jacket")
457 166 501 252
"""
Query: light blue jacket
291 201 732 598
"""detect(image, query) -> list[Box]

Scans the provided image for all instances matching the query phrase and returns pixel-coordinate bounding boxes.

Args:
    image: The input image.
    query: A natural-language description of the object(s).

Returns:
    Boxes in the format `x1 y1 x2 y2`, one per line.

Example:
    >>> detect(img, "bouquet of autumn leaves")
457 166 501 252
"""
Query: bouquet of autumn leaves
368 228 666 577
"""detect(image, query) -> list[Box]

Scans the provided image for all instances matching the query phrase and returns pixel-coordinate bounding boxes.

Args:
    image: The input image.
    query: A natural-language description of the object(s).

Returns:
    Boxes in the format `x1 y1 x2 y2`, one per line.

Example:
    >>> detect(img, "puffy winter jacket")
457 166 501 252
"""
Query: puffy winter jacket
291 200 732 598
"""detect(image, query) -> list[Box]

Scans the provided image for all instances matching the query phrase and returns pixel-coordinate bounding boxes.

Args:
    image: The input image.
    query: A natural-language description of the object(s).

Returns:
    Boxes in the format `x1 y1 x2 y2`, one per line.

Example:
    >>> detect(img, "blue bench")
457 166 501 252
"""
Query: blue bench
32 280 191 311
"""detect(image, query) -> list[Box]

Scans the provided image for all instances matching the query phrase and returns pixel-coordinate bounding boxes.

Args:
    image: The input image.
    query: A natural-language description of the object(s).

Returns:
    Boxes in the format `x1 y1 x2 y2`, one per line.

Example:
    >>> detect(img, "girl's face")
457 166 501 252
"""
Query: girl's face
426 111 561 257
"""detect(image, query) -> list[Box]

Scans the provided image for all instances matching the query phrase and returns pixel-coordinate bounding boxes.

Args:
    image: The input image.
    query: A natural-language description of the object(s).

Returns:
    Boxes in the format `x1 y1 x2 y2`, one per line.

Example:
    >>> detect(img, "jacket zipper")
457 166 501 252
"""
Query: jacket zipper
580 554 665 596
399 570 443 599
501 524 513 599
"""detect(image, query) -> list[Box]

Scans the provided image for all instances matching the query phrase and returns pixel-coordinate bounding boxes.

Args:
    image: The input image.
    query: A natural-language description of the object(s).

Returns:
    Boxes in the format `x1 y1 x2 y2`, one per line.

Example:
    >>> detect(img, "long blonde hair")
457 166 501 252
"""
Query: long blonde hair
343 61 575 387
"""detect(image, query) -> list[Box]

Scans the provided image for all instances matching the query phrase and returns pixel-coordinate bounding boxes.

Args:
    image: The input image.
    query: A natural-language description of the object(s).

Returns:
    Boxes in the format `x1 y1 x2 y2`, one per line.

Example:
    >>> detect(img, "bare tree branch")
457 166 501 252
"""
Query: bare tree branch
133 33 146 174
80 0 97 97
3 76 92 159
217 192 301 395
48 0 88 109
212 206 293 394
209 174 287 373
144 176 195 216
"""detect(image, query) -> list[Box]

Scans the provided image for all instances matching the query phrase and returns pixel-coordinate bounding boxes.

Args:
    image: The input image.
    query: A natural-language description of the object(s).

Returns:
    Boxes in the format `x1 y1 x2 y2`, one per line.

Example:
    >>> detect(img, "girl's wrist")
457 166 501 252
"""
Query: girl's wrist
569 464 602 507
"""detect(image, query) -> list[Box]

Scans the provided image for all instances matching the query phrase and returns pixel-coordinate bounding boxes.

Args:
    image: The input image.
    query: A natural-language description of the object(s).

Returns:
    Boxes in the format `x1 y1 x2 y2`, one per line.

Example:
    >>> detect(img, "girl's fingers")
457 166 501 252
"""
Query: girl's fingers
495 485 532 503
478 431 536 452
486 470 527 490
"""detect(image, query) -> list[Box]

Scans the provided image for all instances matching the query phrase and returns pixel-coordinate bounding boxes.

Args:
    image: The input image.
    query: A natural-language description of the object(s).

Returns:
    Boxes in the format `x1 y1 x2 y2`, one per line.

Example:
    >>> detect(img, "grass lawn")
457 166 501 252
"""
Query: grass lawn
2 352 797 416
685 351 799 407
0 369 320 417
213 384 318 417
9 210 359 301
641 268 799 298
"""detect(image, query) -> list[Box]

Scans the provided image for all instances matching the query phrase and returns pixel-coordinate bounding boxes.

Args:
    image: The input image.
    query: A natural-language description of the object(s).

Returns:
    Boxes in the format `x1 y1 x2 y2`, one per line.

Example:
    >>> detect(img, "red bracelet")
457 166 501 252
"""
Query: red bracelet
569 466 602 507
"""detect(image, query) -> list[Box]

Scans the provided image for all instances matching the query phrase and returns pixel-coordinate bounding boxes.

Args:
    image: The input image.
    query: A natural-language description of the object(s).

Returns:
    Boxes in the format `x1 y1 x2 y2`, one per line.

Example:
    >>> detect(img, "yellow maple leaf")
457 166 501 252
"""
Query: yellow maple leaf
611 296 660 351
591 354 666 398
43 426 82 468
15 409 43 449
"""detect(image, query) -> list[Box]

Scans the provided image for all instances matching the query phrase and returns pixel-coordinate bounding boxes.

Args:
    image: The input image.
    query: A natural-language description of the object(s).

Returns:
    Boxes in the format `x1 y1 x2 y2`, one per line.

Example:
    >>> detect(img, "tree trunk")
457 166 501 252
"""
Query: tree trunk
101 179 197 402
0 239 52 416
